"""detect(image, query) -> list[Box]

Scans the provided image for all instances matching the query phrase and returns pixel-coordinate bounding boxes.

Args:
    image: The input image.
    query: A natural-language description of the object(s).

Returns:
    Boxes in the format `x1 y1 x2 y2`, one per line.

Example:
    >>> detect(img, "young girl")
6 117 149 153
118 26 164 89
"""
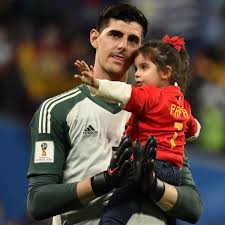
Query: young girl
74 35 201 225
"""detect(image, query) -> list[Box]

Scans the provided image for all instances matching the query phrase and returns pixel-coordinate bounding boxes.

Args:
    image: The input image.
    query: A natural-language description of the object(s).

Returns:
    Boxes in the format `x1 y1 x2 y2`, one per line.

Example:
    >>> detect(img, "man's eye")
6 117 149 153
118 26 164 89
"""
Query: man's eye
113 35 120 39
111 33 118 38
110 31 121 38
128 37 140 45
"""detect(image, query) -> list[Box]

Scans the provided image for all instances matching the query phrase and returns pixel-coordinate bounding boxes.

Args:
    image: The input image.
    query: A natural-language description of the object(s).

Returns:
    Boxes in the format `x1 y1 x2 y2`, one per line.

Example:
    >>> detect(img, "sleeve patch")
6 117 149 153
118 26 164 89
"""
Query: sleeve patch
34 141 54 163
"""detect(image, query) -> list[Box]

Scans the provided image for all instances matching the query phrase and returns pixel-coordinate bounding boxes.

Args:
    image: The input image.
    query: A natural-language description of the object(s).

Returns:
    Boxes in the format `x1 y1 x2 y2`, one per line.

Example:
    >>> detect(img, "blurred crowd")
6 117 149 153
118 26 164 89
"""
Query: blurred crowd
0 0 225 224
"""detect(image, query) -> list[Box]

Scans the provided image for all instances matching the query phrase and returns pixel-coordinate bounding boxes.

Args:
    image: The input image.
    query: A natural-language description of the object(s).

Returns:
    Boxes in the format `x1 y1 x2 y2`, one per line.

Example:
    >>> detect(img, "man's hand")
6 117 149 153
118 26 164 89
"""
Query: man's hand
74 60 99 88
91 134 132 197
132 136 165 202
132 136 156 185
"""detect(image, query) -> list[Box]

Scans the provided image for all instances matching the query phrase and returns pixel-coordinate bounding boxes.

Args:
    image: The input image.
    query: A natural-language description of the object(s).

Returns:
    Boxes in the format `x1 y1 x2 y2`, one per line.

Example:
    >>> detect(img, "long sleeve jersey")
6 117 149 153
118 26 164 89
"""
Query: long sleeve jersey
27 84 202 224
93 80 201 168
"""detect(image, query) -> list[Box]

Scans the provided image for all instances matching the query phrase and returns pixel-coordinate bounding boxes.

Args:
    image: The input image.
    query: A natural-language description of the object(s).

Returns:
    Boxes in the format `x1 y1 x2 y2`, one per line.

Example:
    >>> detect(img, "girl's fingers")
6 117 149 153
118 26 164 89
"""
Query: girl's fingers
75 59 92 74
74 74 81 79
75 64 82 71
74 60 82 66
74 60 83 71
81 60 90 71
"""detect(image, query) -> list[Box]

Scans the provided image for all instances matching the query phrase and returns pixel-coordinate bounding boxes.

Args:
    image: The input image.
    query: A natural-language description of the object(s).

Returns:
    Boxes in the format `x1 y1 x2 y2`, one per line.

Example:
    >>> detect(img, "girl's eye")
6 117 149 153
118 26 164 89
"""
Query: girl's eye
140 63 149 70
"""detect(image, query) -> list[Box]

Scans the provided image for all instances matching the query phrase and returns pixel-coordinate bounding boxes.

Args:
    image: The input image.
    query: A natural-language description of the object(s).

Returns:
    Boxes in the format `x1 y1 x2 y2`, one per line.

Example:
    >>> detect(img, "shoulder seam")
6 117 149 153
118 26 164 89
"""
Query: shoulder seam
38 89 81 134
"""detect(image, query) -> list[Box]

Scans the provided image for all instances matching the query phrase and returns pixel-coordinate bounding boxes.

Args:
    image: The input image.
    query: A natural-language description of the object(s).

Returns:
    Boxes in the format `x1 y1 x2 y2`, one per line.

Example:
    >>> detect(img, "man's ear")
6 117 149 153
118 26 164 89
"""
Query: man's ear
90 29 99 49
161 66 172 80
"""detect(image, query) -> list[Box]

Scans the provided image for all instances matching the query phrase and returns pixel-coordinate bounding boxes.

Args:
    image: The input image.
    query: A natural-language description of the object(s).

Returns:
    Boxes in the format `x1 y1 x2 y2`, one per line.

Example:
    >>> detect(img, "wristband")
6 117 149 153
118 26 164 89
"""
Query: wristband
91 172 109 197
151 179 165 202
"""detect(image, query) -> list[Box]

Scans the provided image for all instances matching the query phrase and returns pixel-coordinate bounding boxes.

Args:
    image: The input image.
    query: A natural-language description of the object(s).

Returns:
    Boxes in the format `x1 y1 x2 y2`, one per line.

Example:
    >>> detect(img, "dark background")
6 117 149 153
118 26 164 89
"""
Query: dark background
0 1 224 225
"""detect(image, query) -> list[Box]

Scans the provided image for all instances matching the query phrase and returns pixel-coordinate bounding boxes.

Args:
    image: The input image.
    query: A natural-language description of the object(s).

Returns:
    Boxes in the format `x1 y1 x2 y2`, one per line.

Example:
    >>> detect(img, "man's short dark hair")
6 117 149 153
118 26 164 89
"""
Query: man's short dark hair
97 3 148 38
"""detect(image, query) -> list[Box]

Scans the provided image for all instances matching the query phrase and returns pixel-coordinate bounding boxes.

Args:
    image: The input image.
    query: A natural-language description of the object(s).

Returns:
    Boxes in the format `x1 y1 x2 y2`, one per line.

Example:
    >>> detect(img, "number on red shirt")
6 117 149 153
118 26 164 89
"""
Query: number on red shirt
170 122 183 149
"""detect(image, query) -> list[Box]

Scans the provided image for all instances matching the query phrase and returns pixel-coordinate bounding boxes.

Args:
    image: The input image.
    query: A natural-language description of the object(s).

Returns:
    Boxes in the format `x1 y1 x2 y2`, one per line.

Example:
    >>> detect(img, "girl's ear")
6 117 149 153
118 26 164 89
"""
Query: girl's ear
161 65 172 80
90 29 99 49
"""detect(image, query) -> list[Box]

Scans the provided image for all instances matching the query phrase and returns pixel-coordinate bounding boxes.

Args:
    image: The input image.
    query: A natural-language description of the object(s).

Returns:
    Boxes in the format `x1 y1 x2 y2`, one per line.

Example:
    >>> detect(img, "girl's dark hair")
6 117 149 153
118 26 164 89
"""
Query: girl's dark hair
135 39 190 93
97 3 148 38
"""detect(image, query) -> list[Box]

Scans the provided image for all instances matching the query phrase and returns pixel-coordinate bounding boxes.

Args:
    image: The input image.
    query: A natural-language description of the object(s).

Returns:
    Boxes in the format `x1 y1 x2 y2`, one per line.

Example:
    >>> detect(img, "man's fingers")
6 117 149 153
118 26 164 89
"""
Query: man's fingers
143 146 156 163
119 160 132 177
117 134 132 158
132 139 142 161
145 158 155 174
144 136 157 151
119 134 131 147
109 135 131 170
143 136 157 160
149 146 156 160
117 147 132 168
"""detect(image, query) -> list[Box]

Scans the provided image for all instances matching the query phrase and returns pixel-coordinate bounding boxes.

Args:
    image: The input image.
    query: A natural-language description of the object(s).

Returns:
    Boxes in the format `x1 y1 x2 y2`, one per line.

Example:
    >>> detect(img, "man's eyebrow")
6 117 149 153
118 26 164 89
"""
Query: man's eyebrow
107 30 141 43
107 30 123 35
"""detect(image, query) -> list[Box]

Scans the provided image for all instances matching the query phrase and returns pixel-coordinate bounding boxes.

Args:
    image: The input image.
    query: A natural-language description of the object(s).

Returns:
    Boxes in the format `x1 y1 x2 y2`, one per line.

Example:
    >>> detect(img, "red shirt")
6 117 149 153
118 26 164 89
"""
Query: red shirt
124 85 198 168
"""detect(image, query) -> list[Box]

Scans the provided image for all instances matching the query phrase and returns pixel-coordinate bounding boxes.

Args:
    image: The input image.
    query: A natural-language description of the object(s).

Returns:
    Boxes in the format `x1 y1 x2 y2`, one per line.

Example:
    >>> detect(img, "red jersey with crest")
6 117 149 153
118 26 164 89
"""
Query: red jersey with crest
124 85 198 168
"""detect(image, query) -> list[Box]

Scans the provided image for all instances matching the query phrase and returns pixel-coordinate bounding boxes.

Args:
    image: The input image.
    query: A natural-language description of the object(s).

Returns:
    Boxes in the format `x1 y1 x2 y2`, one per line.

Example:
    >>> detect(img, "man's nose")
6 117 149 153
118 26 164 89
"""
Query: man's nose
118 38 128 50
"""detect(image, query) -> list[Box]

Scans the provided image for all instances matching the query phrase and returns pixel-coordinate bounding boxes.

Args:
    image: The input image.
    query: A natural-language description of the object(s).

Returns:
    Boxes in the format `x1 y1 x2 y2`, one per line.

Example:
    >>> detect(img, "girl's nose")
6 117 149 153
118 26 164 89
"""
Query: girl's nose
135 71 140 78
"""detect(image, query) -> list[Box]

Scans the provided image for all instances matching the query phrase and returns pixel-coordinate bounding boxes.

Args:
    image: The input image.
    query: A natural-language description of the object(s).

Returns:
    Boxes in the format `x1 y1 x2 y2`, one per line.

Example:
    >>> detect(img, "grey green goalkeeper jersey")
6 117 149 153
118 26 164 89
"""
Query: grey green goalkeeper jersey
28 84 167 225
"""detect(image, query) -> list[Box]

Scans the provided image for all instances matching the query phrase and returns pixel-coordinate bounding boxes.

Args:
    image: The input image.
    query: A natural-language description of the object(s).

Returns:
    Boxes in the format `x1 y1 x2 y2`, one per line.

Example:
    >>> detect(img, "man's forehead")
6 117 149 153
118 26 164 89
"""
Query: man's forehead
102 18 143 38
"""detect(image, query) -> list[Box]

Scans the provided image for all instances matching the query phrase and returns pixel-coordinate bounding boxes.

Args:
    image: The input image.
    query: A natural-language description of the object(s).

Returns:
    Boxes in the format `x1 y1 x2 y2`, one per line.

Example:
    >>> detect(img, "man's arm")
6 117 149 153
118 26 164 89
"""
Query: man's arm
135 139 203 224
27 175 83 220
27 135 132 220
155 152 203 224
27 175 101 220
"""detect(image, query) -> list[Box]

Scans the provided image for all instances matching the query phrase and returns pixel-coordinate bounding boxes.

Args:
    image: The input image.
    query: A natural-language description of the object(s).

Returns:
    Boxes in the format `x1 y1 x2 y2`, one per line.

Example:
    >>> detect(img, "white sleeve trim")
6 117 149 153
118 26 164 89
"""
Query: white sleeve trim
90 79 132 108
186 119 201 142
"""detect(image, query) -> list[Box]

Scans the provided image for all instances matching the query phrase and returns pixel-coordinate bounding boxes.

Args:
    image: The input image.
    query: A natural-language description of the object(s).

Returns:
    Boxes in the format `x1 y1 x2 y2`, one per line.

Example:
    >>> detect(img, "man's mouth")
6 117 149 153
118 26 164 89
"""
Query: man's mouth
111 54 126 63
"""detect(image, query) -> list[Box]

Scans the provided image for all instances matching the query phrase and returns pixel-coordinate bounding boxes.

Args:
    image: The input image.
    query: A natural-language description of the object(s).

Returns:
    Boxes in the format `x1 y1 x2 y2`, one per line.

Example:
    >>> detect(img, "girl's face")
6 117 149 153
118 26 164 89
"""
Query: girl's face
134 53 162 87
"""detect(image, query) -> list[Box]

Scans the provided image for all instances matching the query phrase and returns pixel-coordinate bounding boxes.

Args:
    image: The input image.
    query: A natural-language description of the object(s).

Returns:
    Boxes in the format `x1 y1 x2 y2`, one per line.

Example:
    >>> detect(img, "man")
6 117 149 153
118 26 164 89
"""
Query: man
27 3 202 225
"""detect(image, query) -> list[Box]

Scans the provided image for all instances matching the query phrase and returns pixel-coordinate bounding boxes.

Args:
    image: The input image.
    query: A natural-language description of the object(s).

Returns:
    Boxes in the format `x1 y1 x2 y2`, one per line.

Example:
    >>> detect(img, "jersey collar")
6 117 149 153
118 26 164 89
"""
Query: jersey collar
78 84 123 114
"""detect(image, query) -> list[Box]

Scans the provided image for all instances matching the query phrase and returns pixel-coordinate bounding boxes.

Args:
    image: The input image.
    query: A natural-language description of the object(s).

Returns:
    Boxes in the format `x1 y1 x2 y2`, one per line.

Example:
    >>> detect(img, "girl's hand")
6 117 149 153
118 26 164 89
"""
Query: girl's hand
74 60 99 88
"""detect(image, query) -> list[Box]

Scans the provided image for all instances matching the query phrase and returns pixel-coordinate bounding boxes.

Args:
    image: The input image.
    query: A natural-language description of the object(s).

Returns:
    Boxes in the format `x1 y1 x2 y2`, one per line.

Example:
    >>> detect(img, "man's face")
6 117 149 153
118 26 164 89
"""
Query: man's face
91 19 143 80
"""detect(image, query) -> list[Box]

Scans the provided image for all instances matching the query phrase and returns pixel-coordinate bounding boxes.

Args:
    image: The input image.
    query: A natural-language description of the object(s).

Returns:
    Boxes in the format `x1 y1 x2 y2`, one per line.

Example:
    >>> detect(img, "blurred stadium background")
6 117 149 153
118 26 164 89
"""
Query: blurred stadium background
0 0 224 225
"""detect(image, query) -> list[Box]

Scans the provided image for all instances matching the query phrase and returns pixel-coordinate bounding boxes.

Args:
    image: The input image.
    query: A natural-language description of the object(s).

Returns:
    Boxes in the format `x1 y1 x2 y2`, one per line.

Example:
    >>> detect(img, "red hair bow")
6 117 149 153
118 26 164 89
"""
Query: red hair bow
162 34 185 52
